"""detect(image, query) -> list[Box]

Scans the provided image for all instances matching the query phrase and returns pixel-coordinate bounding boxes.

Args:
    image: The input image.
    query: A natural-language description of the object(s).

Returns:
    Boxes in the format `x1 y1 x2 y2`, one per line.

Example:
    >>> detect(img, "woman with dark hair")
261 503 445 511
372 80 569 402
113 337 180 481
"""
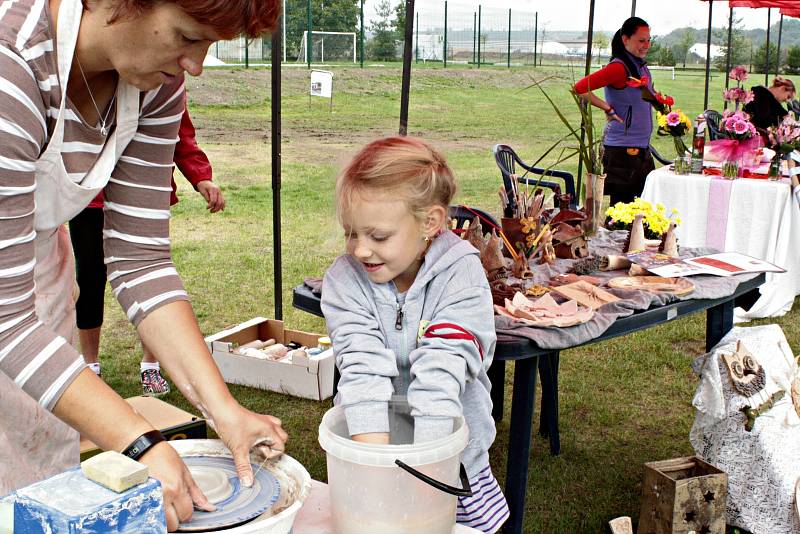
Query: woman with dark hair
744 76 796 137
0 0 285 529
574 16 655 204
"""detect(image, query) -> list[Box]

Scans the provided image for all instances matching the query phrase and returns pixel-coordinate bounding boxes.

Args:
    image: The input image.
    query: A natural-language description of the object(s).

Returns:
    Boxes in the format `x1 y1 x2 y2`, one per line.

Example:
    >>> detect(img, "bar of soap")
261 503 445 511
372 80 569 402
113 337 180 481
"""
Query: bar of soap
13 468 165 533
81 451 149 493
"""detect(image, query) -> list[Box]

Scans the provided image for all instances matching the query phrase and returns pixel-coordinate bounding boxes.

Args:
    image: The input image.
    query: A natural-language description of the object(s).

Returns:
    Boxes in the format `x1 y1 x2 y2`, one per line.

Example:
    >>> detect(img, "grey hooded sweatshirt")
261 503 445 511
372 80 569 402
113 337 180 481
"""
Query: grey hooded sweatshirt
321 230 498 477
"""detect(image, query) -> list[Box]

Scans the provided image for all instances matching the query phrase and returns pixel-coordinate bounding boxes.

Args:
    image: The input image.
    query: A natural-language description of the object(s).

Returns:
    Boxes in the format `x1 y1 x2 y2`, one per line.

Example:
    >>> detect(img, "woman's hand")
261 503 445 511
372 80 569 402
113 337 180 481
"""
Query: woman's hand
606 108 624 124
212 404 289 487
138 442 216 531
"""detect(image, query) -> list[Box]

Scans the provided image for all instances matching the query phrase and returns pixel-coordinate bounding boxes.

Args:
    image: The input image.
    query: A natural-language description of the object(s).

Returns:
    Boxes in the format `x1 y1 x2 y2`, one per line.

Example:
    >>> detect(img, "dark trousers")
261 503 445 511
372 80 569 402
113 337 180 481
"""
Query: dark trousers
602 146 655 205
68 208 106 330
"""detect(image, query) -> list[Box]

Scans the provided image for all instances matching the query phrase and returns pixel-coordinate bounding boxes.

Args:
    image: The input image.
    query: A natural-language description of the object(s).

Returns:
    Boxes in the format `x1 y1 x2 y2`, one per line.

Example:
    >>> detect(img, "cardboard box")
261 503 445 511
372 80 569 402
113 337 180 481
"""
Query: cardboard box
79 396 207 461
205 317 334 401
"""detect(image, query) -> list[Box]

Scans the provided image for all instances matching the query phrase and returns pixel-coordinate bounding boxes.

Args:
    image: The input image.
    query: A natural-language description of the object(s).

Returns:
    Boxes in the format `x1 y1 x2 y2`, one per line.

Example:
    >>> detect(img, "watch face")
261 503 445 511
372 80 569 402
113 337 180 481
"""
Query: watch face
176 456 281 531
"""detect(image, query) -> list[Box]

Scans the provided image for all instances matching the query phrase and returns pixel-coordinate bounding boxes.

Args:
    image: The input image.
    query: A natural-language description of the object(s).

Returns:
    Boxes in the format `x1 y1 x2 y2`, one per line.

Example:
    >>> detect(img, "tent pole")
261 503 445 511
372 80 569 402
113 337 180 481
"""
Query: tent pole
724 6 733 110
271 11 283 319
764 8 771 86
400 0 416 135
630 0 636 17
776 14 784 76
703 0 713 111
577 0 595 199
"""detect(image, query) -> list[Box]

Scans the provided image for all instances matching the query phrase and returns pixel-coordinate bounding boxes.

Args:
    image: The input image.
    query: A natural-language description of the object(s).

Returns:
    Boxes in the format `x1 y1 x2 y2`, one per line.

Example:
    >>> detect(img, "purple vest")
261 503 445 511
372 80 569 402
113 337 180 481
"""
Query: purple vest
603 57 653 148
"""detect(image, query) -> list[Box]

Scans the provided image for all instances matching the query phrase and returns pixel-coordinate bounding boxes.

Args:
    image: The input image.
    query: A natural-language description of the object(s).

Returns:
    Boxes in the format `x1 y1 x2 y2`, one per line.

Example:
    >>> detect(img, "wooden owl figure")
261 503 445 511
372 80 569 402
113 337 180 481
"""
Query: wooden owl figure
722 341 766 398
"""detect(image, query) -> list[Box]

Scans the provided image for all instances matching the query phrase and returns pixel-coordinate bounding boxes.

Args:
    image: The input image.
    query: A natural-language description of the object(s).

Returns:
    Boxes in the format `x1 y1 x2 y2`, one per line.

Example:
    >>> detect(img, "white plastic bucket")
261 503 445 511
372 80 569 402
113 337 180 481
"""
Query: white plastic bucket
318 399 469 534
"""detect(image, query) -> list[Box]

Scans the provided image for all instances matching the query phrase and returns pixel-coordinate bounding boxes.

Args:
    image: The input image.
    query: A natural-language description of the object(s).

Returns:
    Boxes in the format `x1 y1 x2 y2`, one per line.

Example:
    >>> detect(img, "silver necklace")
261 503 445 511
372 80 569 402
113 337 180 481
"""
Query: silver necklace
76 59 115 136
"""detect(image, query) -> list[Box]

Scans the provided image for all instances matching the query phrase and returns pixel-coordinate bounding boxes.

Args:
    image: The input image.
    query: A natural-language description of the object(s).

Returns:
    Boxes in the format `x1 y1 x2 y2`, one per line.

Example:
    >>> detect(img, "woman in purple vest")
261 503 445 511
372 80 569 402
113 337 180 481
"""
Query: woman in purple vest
574 17 654 204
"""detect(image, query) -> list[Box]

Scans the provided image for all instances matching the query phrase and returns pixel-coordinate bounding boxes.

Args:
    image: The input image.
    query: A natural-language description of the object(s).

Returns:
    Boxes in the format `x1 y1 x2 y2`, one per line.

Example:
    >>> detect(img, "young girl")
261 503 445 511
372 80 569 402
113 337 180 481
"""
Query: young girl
321 136 509 533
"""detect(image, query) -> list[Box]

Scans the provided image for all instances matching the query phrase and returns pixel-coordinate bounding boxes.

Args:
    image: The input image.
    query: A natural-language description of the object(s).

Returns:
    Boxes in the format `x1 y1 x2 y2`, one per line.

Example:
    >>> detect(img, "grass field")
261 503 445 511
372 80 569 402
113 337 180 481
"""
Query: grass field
95 63 799 533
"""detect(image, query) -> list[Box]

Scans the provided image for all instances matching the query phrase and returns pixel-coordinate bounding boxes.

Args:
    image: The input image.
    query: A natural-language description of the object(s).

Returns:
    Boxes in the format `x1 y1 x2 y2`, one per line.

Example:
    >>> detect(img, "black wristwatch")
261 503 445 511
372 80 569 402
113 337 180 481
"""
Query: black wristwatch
121 430 166 461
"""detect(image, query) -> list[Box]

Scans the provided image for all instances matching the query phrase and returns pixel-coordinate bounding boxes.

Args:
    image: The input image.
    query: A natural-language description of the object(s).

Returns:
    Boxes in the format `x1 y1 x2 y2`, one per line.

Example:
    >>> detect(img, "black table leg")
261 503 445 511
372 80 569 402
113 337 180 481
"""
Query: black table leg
706 299 734 351
488 359 506 421
537 351 561 456
502 357 539 534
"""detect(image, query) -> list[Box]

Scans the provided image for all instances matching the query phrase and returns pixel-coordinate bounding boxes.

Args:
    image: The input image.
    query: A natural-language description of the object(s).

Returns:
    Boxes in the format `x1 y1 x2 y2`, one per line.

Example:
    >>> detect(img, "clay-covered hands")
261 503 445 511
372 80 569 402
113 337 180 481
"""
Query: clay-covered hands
213 405 288 487
196 180 225 212
139 441 216 532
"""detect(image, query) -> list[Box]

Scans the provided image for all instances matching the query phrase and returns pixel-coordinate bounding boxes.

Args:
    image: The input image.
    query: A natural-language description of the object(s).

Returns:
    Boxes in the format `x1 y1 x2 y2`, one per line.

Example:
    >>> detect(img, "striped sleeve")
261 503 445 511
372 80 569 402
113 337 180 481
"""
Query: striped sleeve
104 78 188 326
0 41 85 411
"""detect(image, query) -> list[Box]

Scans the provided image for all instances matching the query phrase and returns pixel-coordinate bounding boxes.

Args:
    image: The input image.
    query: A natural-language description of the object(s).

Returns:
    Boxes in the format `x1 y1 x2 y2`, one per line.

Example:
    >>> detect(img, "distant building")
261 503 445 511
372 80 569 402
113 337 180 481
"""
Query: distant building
689 43 724 59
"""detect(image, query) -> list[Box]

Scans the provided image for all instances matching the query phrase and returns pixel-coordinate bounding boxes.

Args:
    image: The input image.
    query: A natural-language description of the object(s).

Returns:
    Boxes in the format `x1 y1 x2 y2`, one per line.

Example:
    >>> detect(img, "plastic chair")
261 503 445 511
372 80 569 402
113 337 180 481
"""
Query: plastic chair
448 205 499 237
704 109 723 141
650 145 672 166
493 144 577 210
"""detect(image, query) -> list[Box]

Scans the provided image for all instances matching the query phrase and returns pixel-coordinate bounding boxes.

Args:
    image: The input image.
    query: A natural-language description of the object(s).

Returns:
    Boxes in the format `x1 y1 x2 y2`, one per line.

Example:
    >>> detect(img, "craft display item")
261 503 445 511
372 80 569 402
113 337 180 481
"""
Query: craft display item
568 255 603 276
548 273 602 287
637 456 727 534
234 339 276 353
461 216 485 257
494 292 594 328
511 251 534 279
624 214 647 254
607 276 695 296
481 231 508 280
525 284 551 297
741 390 784 432
659 222 679 258
550 281 620 310
489 279 525 307
722 341 767 398
599 255 632 271
239 343 291 361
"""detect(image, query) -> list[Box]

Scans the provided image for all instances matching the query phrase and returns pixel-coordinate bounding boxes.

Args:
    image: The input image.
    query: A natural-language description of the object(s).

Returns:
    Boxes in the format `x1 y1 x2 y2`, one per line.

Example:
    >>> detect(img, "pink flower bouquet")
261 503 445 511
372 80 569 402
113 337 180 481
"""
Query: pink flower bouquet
723 66 754 111
706 110 762 165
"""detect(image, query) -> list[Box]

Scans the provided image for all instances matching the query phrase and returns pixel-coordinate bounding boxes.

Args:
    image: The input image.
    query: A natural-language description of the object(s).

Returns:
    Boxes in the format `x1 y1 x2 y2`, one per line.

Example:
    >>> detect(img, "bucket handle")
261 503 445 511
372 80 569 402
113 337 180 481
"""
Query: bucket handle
394 460 473 497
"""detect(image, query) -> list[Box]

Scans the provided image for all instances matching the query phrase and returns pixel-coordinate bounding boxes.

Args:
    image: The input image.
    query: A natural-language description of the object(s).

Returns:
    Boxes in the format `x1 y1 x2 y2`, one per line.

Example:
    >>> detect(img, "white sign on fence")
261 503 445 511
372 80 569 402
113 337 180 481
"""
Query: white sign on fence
310 70 333 98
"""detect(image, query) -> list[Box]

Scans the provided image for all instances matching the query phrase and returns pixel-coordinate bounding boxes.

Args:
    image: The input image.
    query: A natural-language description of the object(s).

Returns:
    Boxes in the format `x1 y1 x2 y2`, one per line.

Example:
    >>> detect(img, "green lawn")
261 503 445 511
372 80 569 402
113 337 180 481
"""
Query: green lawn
95 63 798 533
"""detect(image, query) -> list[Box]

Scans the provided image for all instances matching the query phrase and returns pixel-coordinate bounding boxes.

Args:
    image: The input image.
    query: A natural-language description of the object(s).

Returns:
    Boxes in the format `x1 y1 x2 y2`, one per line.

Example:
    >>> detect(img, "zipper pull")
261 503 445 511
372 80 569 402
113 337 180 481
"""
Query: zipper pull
395 303 404 331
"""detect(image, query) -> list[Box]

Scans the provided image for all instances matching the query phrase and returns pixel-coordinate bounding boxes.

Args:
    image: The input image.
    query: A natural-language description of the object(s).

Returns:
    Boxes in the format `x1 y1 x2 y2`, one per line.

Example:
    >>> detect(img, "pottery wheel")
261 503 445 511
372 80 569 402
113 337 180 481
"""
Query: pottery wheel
176 456 280 532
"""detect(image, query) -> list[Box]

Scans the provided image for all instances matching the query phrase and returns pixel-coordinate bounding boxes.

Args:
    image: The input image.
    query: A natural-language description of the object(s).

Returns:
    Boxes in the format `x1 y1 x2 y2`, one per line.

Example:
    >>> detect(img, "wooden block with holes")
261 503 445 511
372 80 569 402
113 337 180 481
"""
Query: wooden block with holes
637 456 727 534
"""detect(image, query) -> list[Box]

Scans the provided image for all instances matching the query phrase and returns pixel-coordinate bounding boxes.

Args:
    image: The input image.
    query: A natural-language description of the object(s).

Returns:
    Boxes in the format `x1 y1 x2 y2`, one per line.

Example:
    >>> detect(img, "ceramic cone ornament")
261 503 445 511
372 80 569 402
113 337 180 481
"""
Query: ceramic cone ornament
660 222 679 258
625 214 646 253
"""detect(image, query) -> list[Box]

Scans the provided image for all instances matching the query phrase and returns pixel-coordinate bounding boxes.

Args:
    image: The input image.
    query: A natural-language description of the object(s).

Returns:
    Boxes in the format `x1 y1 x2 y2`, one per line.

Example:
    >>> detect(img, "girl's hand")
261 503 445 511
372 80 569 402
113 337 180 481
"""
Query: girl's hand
212 403 288 487
138 442 215 531
352 432 390 444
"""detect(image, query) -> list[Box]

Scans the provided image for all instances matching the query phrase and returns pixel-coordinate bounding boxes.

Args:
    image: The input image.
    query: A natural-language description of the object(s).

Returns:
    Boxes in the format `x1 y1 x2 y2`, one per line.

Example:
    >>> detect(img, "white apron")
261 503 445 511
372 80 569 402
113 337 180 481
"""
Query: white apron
0 0 139 493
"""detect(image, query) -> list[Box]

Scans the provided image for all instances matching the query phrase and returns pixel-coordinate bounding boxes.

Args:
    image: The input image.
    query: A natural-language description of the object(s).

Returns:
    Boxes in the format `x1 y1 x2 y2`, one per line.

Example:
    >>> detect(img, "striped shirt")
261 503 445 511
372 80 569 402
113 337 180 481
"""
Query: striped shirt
0 0 187 410
457 465 510 533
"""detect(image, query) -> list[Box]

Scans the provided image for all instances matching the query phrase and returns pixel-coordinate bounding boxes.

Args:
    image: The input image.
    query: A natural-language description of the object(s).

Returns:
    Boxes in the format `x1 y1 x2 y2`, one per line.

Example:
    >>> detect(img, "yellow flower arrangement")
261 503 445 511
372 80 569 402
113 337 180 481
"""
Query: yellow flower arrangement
605 198 681 239
656 108 693 157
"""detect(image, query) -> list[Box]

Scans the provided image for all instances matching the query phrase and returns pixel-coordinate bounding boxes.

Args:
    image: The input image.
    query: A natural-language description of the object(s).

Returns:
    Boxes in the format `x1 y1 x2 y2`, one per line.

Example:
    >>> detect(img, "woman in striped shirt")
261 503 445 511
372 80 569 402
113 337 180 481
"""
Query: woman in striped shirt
0 0 284 529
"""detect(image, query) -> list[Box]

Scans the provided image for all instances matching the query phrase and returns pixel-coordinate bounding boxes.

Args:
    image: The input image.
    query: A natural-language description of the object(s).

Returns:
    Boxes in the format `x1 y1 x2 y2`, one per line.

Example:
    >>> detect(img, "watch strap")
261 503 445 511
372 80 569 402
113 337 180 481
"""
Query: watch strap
121 430 166 461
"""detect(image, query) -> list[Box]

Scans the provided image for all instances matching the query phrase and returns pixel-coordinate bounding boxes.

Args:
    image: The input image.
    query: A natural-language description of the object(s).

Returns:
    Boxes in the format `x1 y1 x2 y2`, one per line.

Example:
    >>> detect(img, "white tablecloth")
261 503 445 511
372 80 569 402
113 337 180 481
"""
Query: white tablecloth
641 167 800 320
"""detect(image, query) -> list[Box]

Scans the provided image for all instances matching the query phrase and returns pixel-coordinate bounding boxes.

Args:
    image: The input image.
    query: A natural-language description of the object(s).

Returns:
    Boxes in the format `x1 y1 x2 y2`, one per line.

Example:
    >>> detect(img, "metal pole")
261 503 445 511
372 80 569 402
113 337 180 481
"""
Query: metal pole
282 0 286 62
631 0 636 17
306 0 312 68
724 7 733 111
360 0 364 68
271 13 283 320
477 5 481 68
443 1 448 68
776 14 784 76
472 12 476 65
765 8 771 85
703 0 713 111
534 12 538 67
400 0 416 135
507 9 511 68
577 0 595 198
415 12 419 63
245 38 249 68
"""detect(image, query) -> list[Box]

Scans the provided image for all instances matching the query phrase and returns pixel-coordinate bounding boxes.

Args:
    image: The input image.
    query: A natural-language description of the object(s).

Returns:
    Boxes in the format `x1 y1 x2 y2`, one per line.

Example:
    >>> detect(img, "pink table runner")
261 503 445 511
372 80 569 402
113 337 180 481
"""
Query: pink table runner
706 177 734 251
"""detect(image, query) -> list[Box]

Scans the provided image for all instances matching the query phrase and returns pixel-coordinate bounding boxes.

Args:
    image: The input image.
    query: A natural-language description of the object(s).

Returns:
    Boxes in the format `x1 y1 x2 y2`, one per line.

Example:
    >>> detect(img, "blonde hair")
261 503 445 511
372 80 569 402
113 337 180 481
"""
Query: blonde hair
335 136 457 229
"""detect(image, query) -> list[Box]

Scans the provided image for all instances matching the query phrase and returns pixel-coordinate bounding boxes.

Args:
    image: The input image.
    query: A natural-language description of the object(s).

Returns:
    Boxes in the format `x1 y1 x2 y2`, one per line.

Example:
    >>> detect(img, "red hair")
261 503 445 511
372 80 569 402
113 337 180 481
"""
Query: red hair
92 0 279 39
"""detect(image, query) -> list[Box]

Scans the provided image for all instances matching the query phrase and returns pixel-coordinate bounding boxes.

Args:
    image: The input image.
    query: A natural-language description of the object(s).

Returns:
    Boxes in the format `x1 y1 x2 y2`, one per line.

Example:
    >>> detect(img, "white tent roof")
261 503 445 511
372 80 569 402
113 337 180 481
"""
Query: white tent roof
203 54 226 67
540 41 569 55
689 43 724 60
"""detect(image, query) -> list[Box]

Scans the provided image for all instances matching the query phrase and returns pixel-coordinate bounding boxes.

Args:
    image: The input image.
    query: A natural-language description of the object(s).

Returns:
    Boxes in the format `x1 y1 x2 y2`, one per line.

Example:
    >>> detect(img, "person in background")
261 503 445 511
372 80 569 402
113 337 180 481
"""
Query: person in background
70 100 225 396
574 16 655 204
0 0 285 530
744 76 796 136
321 136 509 533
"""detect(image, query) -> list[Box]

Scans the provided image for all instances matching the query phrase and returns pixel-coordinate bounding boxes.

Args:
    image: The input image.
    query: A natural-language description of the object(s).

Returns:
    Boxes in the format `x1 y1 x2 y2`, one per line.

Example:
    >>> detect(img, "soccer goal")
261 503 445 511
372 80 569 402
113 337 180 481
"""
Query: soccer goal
296 31 357 64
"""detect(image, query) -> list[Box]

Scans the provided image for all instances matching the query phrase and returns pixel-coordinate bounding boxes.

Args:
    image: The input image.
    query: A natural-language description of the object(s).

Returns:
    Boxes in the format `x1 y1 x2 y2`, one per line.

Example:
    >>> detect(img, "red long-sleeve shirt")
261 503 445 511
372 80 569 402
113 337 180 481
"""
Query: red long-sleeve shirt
87 101 212 208
573 62 628 94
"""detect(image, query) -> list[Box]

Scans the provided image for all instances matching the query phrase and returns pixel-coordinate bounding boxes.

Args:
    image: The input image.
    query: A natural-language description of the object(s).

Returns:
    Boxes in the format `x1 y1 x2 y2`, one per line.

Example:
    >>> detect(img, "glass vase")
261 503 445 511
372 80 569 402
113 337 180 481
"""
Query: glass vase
768 154 782 181
721 159 739 180
673 136 689 159
581 173 606 236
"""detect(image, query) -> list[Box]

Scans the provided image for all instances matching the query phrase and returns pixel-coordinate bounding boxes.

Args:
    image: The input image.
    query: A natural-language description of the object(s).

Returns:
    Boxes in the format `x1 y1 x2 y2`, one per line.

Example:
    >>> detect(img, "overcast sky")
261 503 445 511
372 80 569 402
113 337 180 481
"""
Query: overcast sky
362 0 777 35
